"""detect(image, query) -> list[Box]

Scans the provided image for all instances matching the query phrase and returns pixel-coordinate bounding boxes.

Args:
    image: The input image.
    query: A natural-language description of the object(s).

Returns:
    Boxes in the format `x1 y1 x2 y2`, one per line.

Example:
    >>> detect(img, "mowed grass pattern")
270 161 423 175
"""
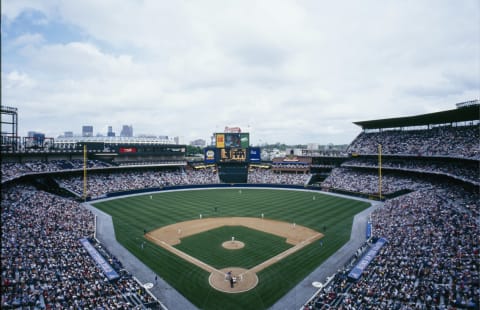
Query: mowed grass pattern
175 226 293 269
93 188 370 310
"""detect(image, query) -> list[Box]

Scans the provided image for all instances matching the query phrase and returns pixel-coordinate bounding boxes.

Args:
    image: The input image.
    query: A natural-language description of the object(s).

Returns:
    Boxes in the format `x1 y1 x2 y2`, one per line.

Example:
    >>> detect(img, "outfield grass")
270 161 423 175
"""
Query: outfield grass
93 188 370 310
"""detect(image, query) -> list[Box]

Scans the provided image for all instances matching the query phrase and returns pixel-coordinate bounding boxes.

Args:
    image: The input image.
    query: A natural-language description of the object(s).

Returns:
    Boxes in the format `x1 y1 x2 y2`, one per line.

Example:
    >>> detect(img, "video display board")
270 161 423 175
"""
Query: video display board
215 133 249 148
216 134 225 148
208 132 251 163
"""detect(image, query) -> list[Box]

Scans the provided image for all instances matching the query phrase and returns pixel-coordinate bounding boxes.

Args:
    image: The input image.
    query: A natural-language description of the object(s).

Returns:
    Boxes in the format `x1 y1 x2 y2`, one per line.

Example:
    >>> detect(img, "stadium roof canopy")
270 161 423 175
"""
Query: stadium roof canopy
353 104 480 130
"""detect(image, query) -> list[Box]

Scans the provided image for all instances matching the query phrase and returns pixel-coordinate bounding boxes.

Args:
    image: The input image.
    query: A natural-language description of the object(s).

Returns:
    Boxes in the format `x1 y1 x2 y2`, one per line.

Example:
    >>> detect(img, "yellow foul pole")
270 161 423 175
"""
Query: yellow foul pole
378 144 382 200
83 144 87 200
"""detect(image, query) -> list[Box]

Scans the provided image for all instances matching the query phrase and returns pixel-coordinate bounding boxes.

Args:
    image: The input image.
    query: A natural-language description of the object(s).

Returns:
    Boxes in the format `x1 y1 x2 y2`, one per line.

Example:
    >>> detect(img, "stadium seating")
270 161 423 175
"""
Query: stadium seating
305 124 479 309
1 159 112 183
1 184 159 309
305 182 479 309
2 122 478 309
342 157 479 185
57 168 220 199
347 125 480 159
248 168 311 185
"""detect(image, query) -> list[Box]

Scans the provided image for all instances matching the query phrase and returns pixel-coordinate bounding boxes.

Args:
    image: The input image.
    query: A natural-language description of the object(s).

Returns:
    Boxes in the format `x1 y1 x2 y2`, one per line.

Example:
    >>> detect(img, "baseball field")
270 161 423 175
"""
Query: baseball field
93 188 370 310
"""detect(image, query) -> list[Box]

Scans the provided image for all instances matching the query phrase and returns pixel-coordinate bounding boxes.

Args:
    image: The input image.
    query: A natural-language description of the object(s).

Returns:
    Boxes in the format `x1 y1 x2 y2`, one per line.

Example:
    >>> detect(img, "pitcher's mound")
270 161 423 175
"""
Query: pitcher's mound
209 267 258 293
222 240 245 250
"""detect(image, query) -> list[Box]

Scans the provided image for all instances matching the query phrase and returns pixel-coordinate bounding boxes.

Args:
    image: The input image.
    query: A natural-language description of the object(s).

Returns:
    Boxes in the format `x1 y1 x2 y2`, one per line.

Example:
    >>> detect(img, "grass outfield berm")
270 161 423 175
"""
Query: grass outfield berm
93 188 370 310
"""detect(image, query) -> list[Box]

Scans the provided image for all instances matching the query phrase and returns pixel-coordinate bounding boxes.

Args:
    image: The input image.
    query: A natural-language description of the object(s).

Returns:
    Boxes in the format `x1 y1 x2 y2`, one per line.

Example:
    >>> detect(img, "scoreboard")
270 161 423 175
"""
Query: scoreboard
205 131 261 183
221 148 247 161
205 132 259 163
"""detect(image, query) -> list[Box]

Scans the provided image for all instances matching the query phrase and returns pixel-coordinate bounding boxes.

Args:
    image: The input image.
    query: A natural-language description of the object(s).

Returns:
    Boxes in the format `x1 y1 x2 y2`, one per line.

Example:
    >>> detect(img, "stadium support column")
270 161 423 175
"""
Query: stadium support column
1 106 19 151
83 144 87 201
378 144 382 200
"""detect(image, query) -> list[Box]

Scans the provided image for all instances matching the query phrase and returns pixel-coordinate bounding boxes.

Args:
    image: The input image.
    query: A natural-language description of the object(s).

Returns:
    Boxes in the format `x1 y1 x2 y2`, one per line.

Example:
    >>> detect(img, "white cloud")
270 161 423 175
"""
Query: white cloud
1 0 479 144
3 70 36 90
10 33 45 47
1 0 55 21
17 42 142 79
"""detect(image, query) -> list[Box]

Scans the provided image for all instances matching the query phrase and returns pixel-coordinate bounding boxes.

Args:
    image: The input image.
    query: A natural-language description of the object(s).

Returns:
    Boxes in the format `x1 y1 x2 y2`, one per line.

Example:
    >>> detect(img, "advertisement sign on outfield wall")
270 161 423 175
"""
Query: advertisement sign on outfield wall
204 148 216 164
119 147 137 153
249 147 261 162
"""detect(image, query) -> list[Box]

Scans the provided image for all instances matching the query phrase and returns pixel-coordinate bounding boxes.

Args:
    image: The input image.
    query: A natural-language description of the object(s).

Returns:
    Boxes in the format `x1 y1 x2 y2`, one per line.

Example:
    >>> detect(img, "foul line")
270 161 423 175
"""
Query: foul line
147 231 324 279
244 232 323 276
146 235 224 276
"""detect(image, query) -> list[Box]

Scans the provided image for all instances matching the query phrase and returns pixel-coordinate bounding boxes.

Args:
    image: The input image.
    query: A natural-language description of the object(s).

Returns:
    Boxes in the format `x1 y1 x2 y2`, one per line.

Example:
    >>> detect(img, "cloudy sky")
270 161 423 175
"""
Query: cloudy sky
2 0 479 145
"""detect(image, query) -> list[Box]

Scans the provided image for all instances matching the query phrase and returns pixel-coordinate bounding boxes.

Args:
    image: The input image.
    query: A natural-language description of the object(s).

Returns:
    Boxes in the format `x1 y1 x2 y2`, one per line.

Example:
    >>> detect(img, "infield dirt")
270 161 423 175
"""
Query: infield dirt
145 217 323 292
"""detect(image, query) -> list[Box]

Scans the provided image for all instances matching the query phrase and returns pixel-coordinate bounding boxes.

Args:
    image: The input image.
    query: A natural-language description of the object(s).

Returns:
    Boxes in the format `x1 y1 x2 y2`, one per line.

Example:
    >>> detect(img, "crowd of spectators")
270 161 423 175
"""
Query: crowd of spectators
4 160 316 200
347 125 480 159
305 181 479 309
57 168 220 199
57 167 314 199
321 168 428 195
116 160 186 166
1 184 159 309
271 163 309 169
1 162 29 182
342 157 479 186
307 121 480 309
248 168 311 185
1 160 111 183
